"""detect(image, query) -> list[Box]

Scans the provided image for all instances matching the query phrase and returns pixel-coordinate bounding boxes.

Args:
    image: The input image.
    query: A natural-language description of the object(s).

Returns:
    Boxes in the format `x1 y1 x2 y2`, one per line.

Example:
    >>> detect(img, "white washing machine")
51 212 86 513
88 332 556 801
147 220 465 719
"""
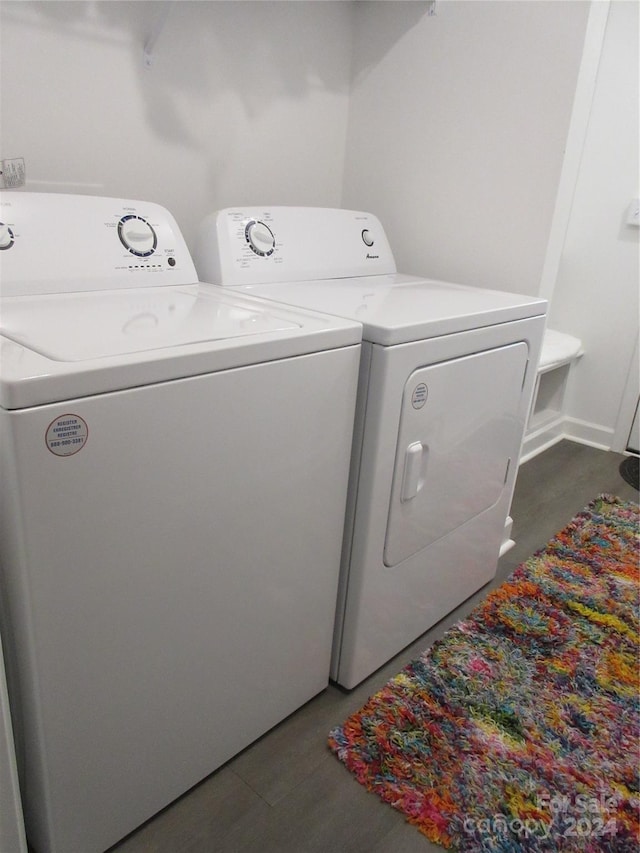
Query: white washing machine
0 193 361 853
0 634 26 853
194 207 547 689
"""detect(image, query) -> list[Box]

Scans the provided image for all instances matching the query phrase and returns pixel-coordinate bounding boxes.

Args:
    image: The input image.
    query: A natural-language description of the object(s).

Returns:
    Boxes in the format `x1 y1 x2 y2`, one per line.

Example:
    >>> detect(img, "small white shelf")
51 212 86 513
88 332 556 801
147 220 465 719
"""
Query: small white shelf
521 329 584 463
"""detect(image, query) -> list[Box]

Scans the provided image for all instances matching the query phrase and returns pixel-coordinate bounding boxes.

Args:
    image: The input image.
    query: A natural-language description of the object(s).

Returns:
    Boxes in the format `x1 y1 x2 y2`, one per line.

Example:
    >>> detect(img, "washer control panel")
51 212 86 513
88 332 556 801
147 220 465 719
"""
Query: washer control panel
0 192 197 296
193 207 397 287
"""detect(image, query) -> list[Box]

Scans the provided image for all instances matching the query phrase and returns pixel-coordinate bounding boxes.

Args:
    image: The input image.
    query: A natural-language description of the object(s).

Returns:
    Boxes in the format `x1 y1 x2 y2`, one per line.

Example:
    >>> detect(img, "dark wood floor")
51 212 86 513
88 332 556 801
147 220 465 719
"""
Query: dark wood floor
108 441 638 853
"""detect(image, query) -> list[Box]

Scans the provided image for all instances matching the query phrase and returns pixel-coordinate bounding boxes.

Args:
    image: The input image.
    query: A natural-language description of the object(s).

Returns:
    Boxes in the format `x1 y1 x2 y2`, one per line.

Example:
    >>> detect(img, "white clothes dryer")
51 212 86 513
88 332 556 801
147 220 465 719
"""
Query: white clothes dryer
194 207 547 689
0 194 361 853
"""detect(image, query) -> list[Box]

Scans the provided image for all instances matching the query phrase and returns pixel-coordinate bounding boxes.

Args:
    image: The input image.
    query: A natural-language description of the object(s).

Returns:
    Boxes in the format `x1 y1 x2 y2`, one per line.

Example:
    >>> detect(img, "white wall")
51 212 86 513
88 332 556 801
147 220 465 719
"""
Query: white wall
343 0 590 295
546 0 639 450
1 0 636 451
0 1 354 247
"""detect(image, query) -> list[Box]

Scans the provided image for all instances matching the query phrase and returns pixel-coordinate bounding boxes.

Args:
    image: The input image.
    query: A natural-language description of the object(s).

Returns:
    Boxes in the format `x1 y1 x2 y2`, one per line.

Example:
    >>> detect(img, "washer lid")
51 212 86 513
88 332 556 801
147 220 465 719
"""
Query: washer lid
1 285 299 361
0 284 361 409
237 274 547 345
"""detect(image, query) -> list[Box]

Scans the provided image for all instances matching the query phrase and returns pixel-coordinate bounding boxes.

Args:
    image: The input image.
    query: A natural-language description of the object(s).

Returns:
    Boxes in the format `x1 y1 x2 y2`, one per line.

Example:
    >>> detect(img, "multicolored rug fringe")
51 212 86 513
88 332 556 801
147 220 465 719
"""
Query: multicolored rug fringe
329 495 640 851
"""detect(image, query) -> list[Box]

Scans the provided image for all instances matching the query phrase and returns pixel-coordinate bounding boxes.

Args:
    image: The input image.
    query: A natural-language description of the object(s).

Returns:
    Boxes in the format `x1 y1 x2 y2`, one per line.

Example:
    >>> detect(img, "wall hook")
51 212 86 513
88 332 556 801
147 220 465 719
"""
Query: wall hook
144 2 173 69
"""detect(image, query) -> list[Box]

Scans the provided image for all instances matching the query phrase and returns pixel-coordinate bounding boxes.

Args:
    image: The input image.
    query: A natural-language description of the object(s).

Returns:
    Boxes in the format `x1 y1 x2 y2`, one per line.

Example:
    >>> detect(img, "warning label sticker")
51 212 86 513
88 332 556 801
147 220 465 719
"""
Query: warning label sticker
411 383 428 409
45 414 88 457
0 158 26 189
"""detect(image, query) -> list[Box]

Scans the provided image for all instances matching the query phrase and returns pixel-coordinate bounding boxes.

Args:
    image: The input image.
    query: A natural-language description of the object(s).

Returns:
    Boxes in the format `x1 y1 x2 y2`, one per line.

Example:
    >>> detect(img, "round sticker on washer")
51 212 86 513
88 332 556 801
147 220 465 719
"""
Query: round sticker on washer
45 414 88 457
411 383 428 409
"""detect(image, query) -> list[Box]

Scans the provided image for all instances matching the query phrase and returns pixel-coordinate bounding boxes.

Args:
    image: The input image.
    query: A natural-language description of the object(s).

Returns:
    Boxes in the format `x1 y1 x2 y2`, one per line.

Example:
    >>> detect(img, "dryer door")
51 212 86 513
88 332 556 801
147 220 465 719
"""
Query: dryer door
384 342 528 567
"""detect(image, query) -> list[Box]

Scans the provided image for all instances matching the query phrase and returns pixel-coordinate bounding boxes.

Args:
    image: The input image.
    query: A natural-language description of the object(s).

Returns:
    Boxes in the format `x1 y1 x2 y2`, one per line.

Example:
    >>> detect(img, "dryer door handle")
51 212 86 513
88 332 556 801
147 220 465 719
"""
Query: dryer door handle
401 442 427 502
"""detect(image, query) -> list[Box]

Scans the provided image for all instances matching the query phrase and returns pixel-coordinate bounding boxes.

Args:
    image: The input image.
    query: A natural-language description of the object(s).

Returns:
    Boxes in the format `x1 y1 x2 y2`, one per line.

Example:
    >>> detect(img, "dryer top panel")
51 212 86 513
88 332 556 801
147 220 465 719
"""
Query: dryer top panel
193 206 546 344
194 207 397 287
233 273 547 346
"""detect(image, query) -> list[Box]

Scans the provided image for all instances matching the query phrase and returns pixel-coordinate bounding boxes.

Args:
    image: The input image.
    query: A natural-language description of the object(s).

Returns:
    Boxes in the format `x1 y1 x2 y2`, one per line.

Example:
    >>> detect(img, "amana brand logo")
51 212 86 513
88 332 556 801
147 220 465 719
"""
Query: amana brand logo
366 253 379 259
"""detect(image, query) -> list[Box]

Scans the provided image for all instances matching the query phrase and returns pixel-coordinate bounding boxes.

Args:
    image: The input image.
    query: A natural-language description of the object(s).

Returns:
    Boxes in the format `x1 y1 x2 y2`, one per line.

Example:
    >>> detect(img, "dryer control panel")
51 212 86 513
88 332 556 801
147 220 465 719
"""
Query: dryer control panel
0 192 197 296
194 207 397 287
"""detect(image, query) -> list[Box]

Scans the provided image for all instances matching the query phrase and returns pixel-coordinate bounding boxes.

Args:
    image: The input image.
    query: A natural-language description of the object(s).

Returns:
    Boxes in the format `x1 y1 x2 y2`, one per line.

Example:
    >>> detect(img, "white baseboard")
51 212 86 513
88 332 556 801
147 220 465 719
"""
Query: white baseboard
520 417 565 463
563 417 614 451
520 416 614 465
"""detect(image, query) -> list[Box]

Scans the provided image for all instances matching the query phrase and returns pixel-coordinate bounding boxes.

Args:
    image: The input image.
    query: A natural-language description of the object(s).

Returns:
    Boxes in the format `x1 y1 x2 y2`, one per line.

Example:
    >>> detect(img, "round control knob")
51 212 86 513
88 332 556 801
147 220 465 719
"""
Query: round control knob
0 223 15 250
361 229 374 247
245 220 275 257
118 215 157 257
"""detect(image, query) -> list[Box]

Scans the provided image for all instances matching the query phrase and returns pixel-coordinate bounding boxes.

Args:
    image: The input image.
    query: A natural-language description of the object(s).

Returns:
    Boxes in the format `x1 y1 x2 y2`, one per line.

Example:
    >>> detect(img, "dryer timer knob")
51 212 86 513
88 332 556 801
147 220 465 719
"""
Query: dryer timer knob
0 223 14 250
245 220 275 257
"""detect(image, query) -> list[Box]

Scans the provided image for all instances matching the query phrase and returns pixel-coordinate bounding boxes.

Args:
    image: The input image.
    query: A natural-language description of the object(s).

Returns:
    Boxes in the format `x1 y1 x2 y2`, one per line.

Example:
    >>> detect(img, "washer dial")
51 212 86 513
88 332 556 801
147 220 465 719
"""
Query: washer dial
245 220 275 257
0 223 15 250
118 215 157 257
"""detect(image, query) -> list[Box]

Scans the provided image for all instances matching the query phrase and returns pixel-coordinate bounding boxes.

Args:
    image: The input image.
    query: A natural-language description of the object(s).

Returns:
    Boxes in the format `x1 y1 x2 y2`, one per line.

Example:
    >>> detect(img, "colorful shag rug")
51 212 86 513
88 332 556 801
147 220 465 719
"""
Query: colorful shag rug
329 495 640 851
